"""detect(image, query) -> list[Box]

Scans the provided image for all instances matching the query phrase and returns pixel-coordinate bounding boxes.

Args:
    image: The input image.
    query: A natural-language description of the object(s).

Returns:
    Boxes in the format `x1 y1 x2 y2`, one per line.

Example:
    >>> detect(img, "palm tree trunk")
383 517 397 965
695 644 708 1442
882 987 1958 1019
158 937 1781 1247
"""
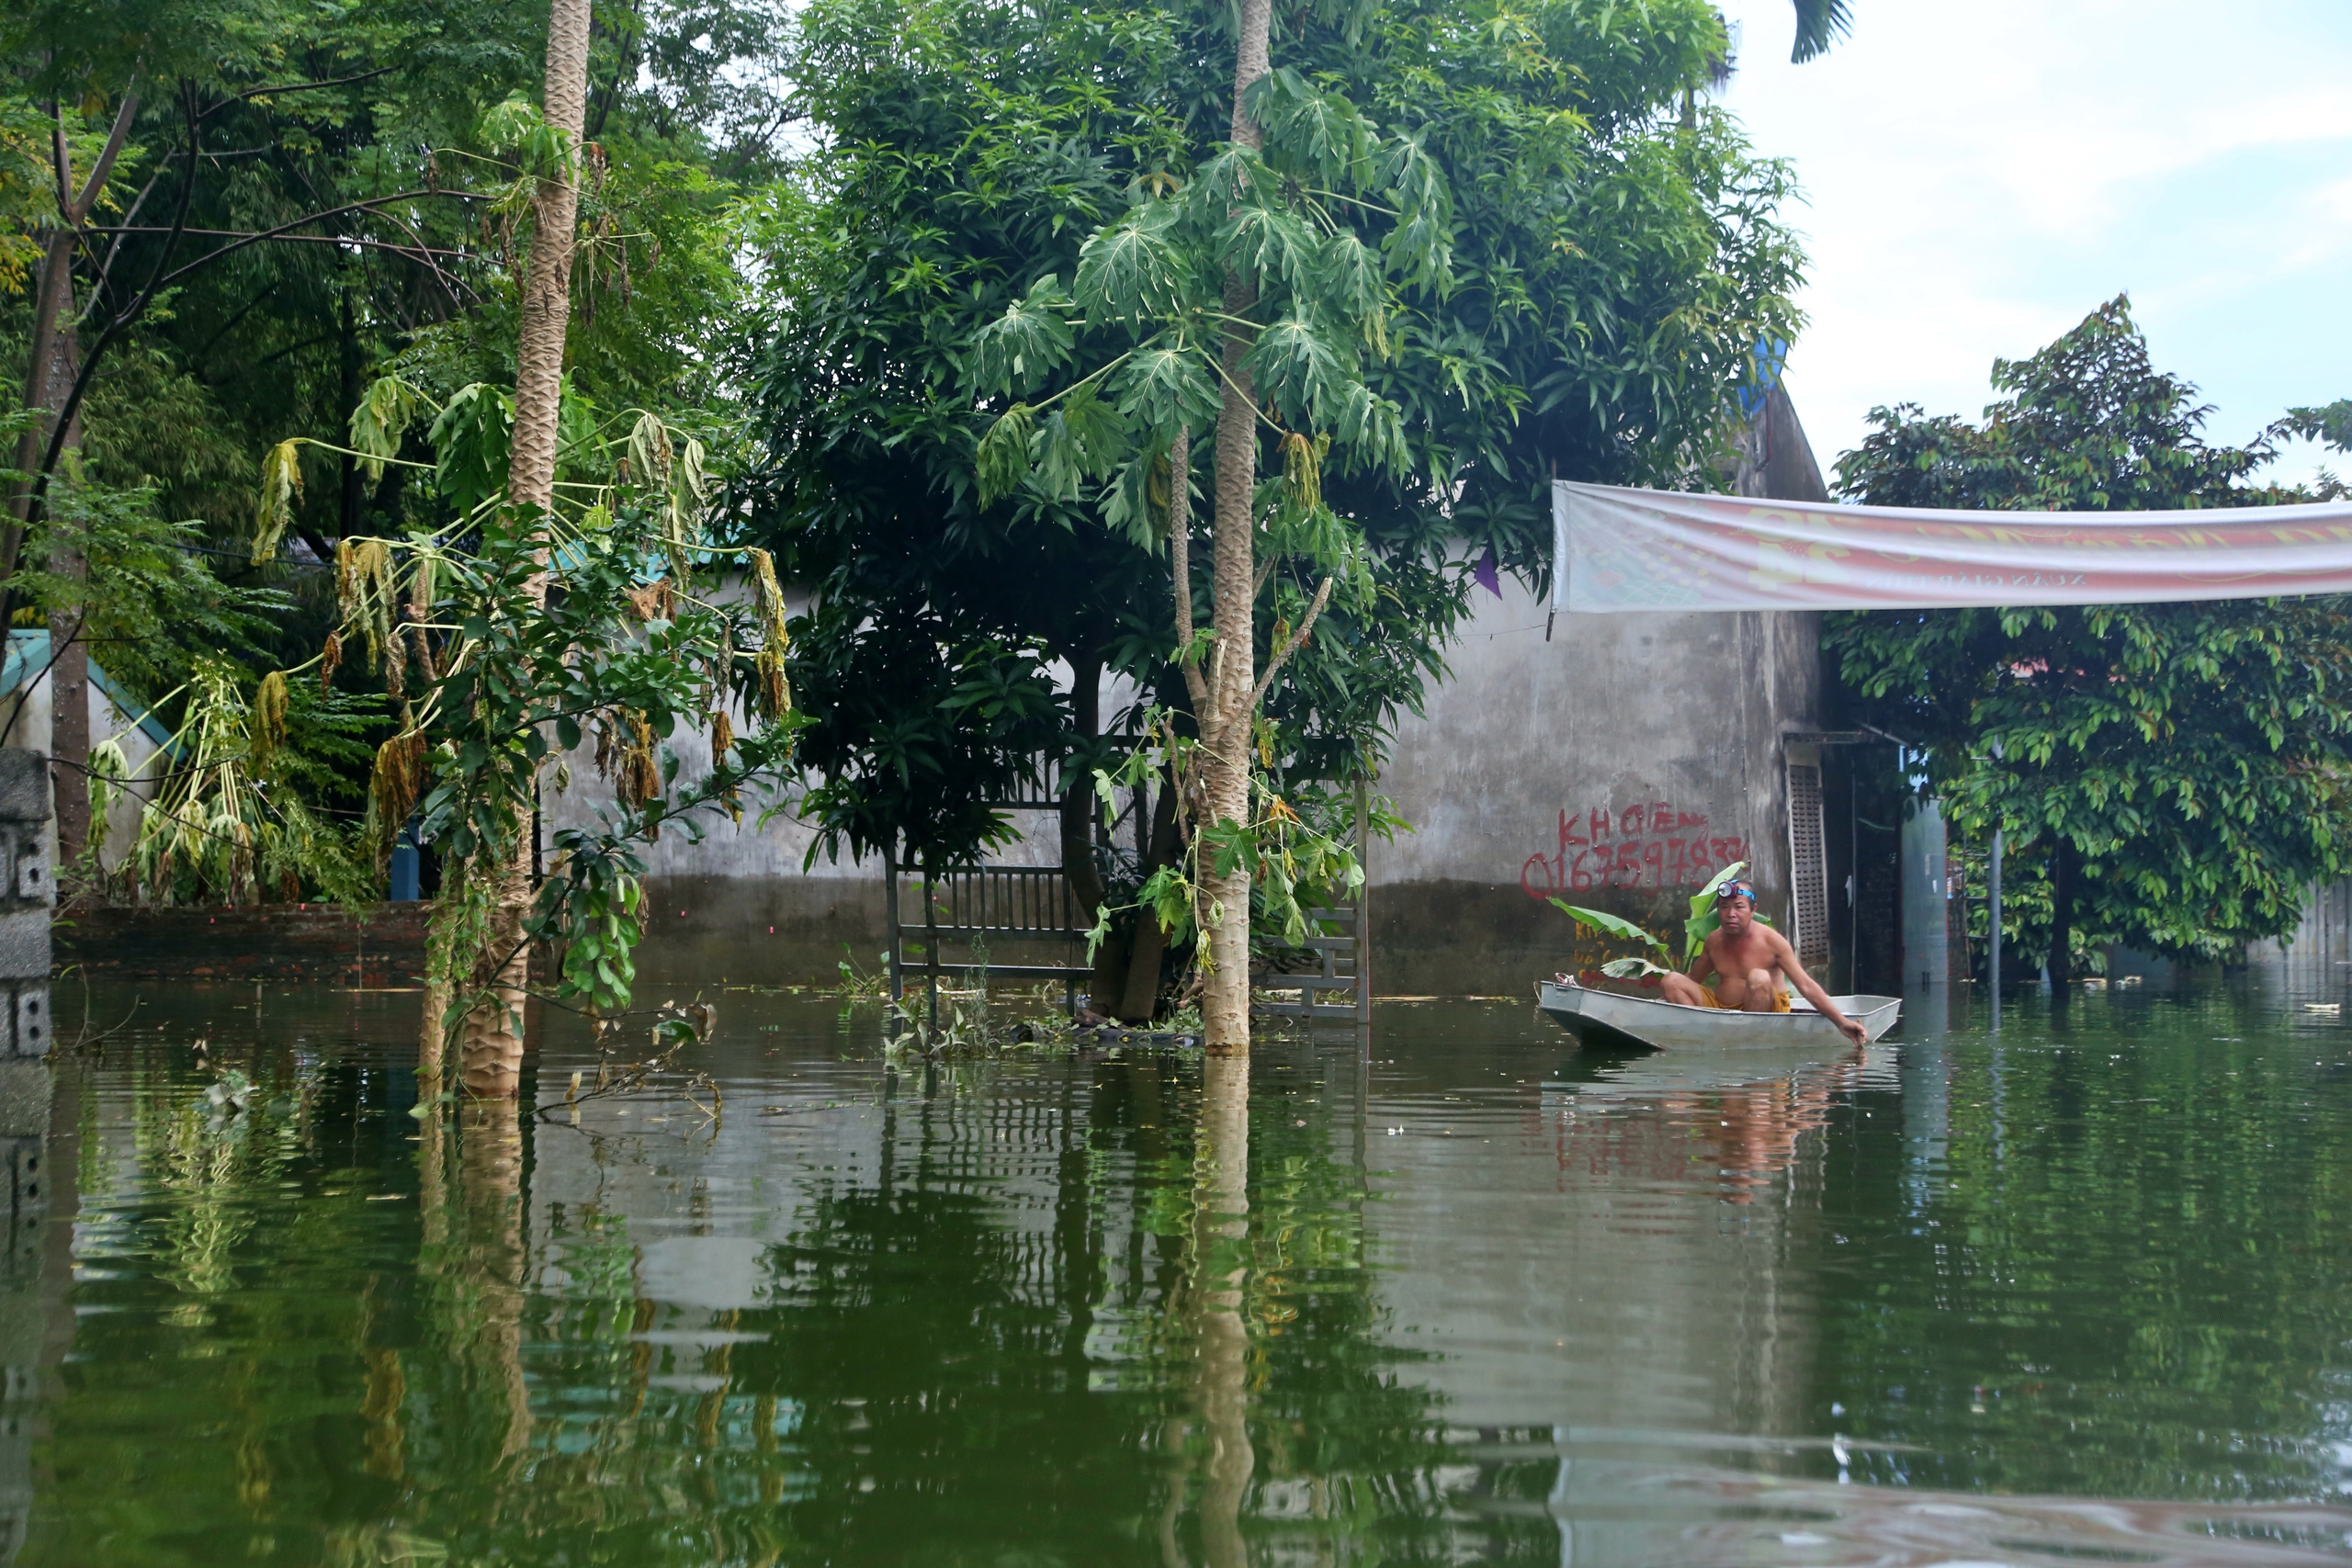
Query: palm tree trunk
1199 0 1274 1055
457 0 592 1097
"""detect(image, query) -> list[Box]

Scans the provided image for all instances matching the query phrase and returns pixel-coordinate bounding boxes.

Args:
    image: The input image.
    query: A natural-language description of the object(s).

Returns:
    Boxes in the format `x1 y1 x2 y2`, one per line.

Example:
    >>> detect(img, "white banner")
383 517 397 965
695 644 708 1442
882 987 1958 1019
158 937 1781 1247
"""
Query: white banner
1554 480 2352 613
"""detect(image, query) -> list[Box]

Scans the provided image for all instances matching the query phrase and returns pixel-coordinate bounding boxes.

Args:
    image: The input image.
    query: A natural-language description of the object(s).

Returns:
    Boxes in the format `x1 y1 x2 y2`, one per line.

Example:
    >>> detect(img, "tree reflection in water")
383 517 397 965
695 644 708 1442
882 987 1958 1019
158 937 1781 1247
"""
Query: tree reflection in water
24 990 2352 1567
1174 1052 1252 1568
6 1003 1753 1564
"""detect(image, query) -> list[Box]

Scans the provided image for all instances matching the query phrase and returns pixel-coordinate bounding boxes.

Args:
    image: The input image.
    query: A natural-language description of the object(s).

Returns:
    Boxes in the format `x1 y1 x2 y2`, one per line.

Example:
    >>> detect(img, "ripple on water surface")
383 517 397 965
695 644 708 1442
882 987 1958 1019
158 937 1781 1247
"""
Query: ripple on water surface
5 980 2352 1564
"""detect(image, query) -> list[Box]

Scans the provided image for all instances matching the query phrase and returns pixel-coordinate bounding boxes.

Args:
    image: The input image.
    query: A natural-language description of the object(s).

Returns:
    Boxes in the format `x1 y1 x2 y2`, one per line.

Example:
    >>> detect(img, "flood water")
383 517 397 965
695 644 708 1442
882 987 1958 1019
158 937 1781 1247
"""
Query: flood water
7 978 2352 1565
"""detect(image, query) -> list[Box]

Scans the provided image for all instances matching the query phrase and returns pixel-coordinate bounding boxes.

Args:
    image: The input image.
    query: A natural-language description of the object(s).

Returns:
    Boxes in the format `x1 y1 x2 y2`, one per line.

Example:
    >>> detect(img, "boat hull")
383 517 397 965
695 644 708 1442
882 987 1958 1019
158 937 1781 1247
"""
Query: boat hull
1537 979 1901 1051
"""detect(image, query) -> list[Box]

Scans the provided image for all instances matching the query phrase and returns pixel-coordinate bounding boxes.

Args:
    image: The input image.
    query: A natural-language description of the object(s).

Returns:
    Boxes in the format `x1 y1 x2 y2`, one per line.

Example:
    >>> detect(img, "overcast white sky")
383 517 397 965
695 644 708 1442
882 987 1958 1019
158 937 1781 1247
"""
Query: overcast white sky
1713 0 2352 488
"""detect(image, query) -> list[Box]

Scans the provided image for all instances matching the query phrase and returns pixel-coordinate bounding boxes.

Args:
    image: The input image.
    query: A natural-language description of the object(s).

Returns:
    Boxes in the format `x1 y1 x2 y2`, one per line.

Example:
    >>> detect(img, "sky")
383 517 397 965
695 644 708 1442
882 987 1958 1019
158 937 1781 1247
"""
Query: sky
1713 0 2352 488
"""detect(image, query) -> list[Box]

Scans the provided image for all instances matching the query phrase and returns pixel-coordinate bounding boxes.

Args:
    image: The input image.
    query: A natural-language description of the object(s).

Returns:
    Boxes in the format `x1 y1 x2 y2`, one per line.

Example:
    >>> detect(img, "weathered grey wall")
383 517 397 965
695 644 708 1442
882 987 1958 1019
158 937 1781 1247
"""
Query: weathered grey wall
546 742 896 987
1367 571 1824 995
584 582 1825 998
580 385 1837 997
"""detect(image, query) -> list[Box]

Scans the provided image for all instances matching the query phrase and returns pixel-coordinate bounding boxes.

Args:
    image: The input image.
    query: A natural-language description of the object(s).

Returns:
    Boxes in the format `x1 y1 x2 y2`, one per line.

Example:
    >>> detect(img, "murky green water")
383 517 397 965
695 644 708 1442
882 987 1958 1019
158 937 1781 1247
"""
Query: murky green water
6 978 2352 1565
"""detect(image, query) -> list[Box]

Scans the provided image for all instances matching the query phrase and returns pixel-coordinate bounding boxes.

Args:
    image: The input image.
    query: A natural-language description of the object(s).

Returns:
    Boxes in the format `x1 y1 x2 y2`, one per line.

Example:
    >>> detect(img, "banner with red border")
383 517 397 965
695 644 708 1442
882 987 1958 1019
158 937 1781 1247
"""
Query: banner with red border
1553 481 2352 613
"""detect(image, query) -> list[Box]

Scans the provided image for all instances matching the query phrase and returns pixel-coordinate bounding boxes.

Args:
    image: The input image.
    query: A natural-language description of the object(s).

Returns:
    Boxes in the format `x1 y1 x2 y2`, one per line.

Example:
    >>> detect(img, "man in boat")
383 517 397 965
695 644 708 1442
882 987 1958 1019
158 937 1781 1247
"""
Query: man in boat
1658 881 1869 1046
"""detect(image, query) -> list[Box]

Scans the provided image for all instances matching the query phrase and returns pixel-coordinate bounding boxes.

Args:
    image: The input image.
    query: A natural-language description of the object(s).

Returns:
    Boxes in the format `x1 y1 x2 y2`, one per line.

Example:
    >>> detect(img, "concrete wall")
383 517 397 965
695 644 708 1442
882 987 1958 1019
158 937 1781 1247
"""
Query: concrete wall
565 390 1839 998
1363 380 1833 994
1368 577 1824 994
578 583 1827 998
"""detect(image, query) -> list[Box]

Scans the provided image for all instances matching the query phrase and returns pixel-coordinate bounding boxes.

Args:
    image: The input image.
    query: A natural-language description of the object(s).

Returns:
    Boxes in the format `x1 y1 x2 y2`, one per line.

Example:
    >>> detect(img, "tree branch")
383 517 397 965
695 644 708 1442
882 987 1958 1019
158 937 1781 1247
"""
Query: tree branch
1247 573 1334 716
87 159 166 304
146 188 443 292
3 82 199 628
204 66 398 118
1168 426 1209 714
48 105 70 214
89 224 468 263
69 90 141 222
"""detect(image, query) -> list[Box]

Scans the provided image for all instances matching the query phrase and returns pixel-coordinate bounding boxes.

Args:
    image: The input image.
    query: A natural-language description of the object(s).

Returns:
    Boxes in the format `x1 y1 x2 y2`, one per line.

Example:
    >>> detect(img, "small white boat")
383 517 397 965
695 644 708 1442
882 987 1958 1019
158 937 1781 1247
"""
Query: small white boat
1537 976 1902 1051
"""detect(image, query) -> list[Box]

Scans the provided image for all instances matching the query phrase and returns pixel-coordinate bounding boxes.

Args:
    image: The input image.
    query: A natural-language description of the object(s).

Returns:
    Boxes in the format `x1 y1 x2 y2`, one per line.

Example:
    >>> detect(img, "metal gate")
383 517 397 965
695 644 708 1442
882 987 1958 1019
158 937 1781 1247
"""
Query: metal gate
886 857 1093 1023
1786 759 1830 970
886 769 1375 1034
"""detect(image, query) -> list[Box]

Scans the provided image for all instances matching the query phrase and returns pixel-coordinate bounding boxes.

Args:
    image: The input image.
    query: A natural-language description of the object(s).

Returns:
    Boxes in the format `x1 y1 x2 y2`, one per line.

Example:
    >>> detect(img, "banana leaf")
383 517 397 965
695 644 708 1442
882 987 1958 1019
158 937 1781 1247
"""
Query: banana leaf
1548 898 1667 955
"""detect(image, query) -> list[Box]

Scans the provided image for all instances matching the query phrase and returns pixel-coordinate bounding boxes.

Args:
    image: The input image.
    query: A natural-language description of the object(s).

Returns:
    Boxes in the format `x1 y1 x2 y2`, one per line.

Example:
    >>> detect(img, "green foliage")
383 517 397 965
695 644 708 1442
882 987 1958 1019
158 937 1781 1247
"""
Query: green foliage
0 0 797 914
1086 711 1364 964
1548 899 1665 952
88 661 378 907
1788 0 1854 62
2286 398 2352 461
751 0 1803 870
1826 298 2352 966
311 396 808 1043
24 454 288 703
428 384 519 520
421 525 803 1031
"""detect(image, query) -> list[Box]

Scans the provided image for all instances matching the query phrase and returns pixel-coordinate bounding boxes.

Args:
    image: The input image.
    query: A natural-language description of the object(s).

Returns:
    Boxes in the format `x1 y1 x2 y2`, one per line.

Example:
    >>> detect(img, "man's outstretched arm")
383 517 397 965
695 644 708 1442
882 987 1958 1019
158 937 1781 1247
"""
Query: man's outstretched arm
1774 931 1866 1045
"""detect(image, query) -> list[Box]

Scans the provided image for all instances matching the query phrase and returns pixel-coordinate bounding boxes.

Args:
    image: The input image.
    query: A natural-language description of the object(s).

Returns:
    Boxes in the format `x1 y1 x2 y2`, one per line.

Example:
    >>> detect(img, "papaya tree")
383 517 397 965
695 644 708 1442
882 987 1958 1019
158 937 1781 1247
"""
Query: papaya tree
458 0 594 1097
962 56 1446 1051
256 372 804 1097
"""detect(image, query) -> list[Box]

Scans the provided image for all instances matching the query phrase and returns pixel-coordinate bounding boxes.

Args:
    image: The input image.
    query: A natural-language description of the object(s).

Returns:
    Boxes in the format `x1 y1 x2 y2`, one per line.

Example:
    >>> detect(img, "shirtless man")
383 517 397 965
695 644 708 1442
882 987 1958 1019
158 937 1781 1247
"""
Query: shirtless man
1659 881 1868 1046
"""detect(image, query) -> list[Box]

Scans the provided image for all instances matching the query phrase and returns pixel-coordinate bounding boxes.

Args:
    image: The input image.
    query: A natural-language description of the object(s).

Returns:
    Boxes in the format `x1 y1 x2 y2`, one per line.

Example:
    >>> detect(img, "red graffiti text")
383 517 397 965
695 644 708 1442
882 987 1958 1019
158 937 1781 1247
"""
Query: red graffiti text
1520 802 1747 898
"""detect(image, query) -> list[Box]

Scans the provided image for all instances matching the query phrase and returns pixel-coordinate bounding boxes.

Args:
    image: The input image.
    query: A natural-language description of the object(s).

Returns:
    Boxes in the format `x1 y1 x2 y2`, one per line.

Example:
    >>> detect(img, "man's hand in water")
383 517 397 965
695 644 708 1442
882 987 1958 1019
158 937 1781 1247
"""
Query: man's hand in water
1837 1015 1866 1047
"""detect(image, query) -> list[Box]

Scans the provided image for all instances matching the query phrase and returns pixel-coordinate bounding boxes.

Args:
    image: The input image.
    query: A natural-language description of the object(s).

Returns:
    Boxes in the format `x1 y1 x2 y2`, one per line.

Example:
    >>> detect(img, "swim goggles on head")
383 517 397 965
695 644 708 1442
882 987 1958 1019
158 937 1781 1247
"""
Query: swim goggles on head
1714 881 1758 906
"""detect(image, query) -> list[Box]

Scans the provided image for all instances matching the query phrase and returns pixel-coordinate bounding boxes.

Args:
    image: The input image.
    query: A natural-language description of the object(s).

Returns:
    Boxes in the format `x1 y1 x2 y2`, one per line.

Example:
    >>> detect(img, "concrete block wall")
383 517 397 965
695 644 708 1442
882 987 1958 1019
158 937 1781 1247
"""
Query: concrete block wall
57 902 430 986
0 752 48 1061
0 747 49 1562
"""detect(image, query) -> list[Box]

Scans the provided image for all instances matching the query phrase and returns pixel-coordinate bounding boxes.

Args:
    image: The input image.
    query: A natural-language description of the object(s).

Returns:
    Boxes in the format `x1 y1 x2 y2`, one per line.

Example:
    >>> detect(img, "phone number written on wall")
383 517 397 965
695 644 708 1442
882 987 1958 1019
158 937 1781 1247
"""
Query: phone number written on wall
1521 803 1749 898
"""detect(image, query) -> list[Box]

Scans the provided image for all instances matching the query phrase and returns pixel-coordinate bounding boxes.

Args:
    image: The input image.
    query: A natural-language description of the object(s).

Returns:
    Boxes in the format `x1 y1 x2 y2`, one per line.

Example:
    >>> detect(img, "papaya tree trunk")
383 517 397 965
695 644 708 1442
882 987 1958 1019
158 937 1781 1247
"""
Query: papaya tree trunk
1191 1051 1253 1567
457 0 591 1098
1198 0 1274 1055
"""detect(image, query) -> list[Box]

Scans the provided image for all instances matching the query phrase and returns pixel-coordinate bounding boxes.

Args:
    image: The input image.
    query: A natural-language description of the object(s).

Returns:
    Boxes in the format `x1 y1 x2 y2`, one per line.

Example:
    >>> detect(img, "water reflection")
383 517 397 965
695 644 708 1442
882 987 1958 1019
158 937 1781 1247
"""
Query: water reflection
11 987 2352 1566
1167 1053 1248 1567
